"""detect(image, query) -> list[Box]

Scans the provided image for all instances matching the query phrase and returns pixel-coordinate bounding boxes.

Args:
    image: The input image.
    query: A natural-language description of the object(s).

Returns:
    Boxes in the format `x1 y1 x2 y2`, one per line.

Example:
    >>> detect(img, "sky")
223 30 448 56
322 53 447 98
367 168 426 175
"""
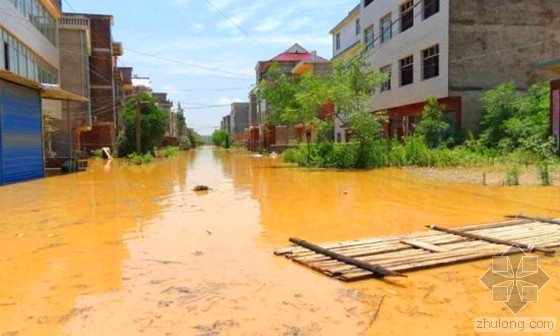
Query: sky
63 0 358 135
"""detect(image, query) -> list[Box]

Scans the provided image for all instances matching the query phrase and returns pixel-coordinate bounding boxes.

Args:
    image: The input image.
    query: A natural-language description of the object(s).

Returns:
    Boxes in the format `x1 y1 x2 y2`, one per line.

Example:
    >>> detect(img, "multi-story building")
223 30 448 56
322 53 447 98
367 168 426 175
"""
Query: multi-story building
0 0 88 184
115 66 134 127
81 14 122 153
153 92 178 146
330 4 361 62
57 13 92 158
253 43 329 152
332 0 560 139
229 102 249 146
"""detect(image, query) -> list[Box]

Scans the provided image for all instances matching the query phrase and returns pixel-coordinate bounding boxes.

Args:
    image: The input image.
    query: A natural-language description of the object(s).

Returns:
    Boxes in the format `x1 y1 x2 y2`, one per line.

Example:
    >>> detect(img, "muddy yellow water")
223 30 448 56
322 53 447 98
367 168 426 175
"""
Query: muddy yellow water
1 147 559 336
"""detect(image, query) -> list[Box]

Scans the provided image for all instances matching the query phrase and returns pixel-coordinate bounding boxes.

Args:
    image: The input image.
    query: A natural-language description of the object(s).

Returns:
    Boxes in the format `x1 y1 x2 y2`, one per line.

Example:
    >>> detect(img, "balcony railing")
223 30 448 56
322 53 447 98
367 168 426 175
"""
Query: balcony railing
59 16 90 29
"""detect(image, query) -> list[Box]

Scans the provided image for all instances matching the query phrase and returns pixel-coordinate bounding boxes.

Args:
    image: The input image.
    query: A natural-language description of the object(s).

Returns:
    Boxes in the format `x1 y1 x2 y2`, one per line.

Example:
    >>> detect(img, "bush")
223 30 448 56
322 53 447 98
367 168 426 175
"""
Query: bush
179 134 191 150
91 148 103 158
127 152 155 165
161 146 180 158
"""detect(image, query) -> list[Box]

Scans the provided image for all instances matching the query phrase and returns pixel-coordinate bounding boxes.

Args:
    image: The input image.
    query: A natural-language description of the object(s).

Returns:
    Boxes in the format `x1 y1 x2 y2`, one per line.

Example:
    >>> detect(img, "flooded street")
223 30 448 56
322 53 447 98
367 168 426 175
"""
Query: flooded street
1 147 560 336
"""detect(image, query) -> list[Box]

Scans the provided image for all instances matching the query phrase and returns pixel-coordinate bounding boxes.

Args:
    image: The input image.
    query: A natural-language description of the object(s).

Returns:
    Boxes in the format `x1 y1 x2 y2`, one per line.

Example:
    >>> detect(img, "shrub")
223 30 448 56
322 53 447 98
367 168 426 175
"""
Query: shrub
127 152 155 165
162 146 180 158
91 148 103 158
504 165 519 186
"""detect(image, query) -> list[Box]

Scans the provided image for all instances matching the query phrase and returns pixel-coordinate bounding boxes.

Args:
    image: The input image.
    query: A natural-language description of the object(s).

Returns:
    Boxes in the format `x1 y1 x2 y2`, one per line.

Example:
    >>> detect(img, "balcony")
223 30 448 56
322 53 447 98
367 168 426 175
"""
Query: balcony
59 16 90 30
112 42 123 56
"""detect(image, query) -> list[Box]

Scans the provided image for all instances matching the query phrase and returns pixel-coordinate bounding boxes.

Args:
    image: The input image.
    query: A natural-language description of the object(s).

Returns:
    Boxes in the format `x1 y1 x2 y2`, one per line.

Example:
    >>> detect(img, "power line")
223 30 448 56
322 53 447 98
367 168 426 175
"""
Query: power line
201 0 271 53
125 49 253 79
62 0 76 12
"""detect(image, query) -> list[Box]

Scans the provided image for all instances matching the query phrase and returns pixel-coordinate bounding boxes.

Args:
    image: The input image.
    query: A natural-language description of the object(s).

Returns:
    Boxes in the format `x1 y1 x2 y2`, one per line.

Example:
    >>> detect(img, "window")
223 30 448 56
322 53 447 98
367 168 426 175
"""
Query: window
335 32 341 50
355 19 360 35
364 0 374 7
422 44 439 80
380 65 391 91
364 25 374 51
400 0 414 32
400 55 413 86
380 14 392 43
423 0 440 19
3 42 9 70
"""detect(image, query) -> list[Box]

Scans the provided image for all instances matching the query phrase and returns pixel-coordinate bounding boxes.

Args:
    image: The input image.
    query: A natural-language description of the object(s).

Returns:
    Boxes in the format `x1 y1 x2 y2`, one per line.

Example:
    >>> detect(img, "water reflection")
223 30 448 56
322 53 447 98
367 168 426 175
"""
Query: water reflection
0 147 559 335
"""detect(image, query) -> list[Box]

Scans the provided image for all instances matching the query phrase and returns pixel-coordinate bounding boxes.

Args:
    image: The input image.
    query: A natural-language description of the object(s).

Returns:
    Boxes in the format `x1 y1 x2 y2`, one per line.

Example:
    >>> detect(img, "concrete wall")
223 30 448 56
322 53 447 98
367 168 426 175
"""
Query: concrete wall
231 102 249 135
0 1 60 69
361 0 450 112
331 7 361 59
449 0 560 131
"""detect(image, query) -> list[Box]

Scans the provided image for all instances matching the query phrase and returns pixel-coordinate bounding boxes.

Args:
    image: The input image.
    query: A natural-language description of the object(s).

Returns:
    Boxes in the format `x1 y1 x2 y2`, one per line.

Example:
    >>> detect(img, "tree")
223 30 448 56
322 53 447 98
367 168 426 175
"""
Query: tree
212 130 230 148
116 92 168 157
479 82 553 157
256 63 332 162
414 95 454 148
328 49 388 167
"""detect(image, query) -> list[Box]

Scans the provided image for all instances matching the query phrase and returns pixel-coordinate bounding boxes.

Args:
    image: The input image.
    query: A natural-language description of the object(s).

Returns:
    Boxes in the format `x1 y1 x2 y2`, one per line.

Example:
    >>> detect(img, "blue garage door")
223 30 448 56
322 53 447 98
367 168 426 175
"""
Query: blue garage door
0 79 44 185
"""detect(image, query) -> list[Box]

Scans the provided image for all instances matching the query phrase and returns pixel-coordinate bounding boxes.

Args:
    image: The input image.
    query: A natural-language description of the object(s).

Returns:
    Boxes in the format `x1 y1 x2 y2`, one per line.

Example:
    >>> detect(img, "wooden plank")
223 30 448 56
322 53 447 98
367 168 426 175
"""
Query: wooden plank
505 214 560 226
289 237 406 278
427 225 556 256
399 239 448 252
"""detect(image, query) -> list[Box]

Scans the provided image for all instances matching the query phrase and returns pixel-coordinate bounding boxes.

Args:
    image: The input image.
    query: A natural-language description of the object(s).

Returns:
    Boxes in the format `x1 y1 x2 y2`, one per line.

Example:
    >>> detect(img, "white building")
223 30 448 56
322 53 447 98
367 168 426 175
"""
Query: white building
332 0 560 140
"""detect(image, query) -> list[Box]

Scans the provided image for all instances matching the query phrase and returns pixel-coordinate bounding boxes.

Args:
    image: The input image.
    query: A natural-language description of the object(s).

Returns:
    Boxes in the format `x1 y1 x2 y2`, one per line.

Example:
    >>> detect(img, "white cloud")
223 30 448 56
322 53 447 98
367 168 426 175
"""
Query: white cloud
218 97 243 105
253 18 282 33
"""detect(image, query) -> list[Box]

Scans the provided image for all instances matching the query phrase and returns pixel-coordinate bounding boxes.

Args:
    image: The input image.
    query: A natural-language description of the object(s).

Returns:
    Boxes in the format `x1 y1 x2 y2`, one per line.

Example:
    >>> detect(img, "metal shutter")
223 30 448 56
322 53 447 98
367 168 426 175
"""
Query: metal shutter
0 79 44 185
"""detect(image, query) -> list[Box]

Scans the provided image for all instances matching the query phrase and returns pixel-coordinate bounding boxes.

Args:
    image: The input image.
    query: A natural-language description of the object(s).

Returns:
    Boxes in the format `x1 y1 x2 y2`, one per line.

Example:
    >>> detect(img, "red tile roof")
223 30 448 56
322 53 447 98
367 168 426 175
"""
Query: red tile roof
269 43 328 62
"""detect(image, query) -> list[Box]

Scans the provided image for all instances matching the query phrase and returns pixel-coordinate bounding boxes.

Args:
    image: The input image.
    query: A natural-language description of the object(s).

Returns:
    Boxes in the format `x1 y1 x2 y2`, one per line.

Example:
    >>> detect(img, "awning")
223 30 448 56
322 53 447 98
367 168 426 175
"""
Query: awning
39 84 89 102
0 70 88 102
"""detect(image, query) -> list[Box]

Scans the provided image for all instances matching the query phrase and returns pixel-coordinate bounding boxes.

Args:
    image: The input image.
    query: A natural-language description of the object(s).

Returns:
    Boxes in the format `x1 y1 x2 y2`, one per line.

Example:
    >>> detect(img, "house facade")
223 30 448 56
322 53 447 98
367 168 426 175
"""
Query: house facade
253 43 330 153
0 0 87 184
153 92 178 146
80 14 122 153
57 14 92 158
229 102 249 146
332 0 560 140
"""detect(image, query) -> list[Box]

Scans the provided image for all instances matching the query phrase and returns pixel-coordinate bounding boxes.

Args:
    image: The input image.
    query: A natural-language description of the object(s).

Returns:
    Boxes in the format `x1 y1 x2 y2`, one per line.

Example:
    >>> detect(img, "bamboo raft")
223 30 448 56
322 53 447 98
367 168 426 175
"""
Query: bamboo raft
274 214 560 282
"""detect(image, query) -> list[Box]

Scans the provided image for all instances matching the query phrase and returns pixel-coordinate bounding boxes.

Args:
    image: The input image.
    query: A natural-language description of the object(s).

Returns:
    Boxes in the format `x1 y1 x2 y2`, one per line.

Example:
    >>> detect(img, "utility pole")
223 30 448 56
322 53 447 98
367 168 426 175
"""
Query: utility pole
135 89 142 153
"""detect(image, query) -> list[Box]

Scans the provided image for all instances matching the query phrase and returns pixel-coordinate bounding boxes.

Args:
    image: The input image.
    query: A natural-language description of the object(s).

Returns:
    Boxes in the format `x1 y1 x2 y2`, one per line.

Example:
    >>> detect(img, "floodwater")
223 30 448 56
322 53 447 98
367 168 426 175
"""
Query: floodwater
1 147 559 336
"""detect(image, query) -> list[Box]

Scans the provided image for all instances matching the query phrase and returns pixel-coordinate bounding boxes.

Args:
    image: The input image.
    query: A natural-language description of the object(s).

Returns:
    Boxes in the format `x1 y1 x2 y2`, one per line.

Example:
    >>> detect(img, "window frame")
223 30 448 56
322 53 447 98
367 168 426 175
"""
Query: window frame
355 18 360 35
422 44 439 80
400 55 414 87
380 65 392 92
364 24 374 51
423 0 440 20
335 32 341 50
380 14 392 44
400 0 414 33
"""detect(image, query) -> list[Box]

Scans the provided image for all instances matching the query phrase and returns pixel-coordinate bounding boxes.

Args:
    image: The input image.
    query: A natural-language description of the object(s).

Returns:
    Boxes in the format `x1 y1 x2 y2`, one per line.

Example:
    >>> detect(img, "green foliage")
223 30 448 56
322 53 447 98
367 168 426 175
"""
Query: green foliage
161 146 180 158
176 103 187 137
414 96 454 148
538 162 552 186
127 152 155 165
504 165 520 186
179 134 191 150
91 148 103 158
479 82 553 158
117 92 169 157
212 130 230 148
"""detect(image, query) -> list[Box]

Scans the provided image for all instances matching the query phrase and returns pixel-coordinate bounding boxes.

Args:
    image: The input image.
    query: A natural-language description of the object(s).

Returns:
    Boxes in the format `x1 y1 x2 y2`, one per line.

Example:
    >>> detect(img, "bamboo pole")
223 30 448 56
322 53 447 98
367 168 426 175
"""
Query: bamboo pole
427 225 556 256
505 214 560 226
289 237 406 278
293 223 553 264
